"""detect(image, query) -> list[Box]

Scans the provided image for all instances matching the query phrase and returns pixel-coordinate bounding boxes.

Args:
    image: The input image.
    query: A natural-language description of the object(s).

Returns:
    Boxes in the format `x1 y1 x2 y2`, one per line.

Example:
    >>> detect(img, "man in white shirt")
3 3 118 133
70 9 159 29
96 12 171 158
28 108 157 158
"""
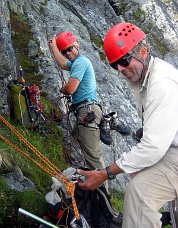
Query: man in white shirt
77 22 178 228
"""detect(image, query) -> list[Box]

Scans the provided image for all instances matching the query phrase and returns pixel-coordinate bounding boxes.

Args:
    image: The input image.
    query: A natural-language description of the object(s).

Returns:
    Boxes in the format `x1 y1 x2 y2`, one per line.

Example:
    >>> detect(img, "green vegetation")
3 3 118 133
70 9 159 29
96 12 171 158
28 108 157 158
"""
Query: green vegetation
0 176 47 226
90 34 106 61
133 8 145 20
0 177 11 224
10 11 42 85
110 1 169 57
110 189 125 212
40 0 48 6
3 5 171 228
151 33 169 56
0 111 67 226
0 9 70 226
90 35 103 48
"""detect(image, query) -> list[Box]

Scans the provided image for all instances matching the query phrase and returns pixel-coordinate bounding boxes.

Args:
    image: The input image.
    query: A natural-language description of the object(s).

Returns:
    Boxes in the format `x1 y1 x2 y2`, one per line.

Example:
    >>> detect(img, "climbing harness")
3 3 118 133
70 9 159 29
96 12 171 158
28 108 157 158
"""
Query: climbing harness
0 114 80 221
74 100 101 129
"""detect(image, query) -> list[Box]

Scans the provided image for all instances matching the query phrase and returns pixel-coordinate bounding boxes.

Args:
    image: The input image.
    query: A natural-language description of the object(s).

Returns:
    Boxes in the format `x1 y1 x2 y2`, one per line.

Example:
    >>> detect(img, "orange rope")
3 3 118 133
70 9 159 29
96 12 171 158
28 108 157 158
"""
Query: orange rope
0 114 80 220
66 182 79 220
0 115 66 182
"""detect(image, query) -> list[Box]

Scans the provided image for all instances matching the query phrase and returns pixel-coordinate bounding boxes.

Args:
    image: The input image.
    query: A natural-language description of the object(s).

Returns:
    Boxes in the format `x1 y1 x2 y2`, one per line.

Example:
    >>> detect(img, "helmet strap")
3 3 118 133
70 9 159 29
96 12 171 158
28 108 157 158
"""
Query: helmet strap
140 53 151 83
130 51 150 83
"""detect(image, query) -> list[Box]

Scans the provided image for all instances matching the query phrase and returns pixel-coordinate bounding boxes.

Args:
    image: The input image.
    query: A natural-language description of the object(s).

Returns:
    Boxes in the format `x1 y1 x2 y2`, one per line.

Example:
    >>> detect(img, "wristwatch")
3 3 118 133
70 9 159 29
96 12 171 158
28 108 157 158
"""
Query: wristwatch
106 166 116 180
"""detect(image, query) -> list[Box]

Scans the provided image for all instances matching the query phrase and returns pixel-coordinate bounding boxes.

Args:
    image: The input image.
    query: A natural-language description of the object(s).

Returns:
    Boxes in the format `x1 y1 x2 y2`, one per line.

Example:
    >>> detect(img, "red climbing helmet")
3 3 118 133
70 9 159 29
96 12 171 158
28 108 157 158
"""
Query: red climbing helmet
56 31 77 51
104 22 146 64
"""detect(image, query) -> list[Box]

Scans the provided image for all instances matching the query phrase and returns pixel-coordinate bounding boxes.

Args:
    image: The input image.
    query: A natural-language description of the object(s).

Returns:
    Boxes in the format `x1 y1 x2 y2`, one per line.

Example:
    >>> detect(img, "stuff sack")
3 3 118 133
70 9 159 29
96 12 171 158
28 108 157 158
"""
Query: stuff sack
74 183 113 228
45 168 91 227
8 81 31 124
44 167 115 228
45 184 73 227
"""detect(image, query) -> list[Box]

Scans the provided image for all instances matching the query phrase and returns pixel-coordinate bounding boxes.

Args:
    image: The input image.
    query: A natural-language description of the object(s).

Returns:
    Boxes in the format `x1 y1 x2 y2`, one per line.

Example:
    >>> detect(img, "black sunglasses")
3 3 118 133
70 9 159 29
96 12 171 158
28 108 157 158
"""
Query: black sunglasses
61 46 74 55
110 53 132 70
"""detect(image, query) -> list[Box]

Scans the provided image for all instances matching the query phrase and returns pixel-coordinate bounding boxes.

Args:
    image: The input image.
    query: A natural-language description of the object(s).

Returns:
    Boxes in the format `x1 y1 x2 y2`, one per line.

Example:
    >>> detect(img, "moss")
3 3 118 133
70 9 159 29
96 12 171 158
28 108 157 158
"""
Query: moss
40 96 63 121
90 35 106 60
0 177 47 226
28 73 43 87
0 177 21 226
133 8 145 20
15 189 47 216
40 0 48 6
10 11 40 83
39 6 45 15
0 177 11 224
110 189 125 212
151 33 169 56
143 22 153 34
99 51 106 61
90 34 103 48
119 2 128 13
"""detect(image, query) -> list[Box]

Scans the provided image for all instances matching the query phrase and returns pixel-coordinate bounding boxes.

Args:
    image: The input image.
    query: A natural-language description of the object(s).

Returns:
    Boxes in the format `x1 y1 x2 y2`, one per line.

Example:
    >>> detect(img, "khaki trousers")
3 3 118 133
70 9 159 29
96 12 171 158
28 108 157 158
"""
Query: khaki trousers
73 104 105 170
122 146 178 228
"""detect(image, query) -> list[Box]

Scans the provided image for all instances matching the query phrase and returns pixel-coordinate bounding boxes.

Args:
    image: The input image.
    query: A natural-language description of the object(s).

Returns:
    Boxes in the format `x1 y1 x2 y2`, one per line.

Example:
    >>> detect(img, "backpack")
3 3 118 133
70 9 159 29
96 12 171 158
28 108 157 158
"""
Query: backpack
74 183 113 228
7 81 32 124
44 167 115 228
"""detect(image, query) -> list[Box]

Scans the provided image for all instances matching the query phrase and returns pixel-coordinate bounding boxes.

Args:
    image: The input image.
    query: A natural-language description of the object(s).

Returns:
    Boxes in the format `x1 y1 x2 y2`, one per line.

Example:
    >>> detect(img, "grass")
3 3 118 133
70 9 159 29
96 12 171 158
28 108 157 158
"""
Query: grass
0 111 67 226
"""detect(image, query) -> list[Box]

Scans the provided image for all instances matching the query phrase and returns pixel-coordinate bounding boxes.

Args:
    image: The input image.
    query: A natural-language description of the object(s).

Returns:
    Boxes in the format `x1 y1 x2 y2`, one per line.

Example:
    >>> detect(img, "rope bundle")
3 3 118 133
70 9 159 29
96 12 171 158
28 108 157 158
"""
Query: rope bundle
0 114 80 220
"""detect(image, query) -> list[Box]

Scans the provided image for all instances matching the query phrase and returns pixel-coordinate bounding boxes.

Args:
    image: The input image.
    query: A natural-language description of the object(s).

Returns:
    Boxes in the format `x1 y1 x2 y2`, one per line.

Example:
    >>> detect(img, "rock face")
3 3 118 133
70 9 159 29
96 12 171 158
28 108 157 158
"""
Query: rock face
0 0 177 190
5 166 35 192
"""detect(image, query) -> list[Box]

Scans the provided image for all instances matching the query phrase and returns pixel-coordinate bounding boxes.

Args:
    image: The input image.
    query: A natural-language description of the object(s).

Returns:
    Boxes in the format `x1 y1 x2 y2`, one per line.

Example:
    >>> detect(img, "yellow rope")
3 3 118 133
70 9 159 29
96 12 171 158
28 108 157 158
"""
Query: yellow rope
0 115 67 182
0 114 80 220
66 182 79 220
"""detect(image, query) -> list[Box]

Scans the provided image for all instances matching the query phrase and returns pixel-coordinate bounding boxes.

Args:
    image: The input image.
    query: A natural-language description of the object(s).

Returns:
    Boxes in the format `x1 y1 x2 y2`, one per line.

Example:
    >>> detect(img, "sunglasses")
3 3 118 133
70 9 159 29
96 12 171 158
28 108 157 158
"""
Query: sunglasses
61 46 74 55
110 53 132 70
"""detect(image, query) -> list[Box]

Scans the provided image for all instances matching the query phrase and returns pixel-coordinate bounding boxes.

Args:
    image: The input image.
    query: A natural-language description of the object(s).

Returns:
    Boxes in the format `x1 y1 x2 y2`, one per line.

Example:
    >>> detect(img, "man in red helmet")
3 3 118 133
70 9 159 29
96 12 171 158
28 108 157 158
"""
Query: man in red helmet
77 22 178 228
48 32 106 171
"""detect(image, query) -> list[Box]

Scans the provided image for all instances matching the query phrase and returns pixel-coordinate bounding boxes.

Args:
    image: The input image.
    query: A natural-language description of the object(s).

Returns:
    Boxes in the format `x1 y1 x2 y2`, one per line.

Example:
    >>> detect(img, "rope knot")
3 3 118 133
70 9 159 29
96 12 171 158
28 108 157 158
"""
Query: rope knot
66 181 80 220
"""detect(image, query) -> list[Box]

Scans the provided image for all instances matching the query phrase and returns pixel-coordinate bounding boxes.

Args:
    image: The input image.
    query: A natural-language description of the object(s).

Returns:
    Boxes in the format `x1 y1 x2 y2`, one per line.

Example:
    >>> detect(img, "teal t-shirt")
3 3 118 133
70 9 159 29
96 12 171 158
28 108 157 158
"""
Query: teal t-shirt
67 55 97 104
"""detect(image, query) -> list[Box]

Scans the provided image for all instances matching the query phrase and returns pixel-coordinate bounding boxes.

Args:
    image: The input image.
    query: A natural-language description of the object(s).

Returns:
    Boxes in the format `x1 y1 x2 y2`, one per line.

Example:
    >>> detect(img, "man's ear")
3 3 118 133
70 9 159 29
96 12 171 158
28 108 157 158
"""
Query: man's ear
139 46 148 60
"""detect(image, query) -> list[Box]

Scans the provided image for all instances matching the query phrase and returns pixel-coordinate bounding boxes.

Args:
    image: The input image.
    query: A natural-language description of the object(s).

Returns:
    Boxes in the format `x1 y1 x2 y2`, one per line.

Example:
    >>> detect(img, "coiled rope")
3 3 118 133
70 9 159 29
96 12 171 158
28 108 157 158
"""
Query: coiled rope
0 114 80 220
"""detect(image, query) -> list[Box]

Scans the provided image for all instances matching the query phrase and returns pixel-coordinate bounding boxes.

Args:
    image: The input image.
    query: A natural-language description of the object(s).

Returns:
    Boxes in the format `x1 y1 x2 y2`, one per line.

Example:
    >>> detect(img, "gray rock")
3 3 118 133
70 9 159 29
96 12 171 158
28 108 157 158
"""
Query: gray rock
5 166 35 192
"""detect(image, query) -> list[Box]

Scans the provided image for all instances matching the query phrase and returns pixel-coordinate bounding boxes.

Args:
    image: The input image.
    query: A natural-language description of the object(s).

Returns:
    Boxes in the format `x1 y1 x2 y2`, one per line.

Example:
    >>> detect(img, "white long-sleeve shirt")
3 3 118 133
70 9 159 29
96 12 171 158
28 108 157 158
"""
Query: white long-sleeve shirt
116 57 178 173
